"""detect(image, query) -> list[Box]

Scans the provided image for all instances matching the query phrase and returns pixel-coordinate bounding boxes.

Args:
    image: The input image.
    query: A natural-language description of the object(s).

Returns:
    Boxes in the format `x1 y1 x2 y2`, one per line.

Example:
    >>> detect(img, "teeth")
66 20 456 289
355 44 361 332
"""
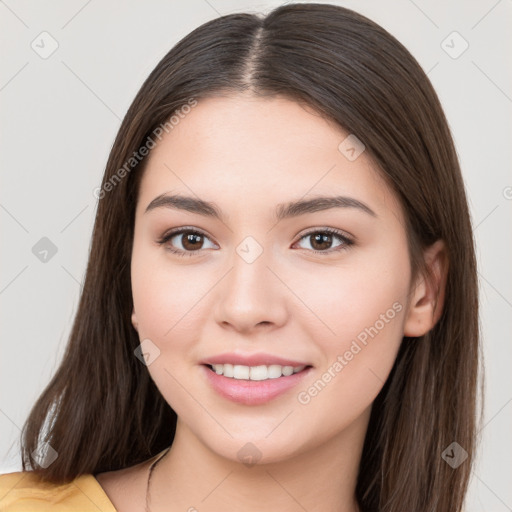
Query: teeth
222 364 234 378
282 366 294 377
267 365 283 379
234 365 250 380
210 363 306 380
249 365 268 381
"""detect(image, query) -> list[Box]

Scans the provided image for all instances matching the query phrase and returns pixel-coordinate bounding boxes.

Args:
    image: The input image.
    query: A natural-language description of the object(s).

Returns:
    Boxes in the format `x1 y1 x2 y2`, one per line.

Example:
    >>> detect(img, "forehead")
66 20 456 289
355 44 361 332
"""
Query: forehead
136 94 402 223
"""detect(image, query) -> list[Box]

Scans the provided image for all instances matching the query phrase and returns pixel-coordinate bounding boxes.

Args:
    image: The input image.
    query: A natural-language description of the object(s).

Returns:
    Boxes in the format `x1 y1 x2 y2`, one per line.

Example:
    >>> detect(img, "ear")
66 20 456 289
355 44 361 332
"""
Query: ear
403 240 449 337
131 307 139 333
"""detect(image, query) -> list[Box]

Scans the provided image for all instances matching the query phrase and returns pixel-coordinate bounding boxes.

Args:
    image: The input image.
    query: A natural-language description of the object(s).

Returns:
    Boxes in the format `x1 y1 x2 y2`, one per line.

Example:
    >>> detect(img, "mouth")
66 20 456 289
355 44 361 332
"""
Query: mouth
201 363 313 406
204 363 311 380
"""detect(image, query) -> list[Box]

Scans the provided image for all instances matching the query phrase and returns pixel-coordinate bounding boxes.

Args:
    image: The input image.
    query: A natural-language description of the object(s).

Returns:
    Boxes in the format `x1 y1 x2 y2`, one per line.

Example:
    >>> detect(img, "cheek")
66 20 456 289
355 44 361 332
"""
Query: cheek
326 266 407 347
130 245 210 414
294 242 410 424
289 237 410 346
130 242 202 345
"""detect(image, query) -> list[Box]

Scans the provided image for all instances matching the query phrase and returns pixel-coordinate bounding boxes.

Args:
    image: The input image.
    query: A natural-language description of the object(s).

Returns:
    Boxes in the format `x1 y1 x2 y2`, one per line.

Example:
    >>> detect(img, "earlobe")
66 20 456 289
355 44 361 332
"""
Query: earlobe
131 308 139 332
403 240 449 337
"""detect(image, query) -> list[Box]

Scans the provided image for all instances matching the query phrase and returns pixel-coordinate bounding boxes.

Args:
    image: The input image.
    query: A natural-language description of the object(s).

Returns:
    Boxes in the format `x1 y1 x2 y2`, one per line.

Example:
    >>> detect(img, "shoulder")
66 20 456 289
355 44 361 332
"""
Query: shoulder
0 471 116 511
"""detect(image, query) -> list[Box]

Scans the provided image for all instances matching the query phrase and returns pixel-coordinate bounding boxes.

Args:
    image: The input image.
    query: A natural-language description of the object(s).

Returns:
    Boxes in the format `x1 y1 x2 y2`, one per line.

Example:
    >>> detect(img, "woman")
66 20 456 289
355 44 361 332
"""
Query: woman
0 3 481 511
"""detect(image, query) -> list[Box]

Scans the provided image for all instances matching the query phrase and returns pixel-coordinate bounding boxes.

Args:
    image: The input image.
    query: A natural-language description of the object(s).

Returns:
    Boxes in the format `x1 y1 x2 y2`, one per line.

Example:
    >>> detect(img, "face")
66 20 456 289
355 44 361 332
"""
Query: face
130 94 422 465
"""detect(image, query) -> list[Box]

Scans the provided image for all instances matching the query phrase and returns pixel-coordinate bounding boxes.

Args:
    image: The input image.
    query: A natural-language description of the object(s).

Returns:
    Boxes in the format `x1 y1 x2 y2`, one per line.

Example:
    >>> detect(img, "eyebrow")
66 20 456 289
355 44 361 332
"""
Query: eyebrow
144 193 377 221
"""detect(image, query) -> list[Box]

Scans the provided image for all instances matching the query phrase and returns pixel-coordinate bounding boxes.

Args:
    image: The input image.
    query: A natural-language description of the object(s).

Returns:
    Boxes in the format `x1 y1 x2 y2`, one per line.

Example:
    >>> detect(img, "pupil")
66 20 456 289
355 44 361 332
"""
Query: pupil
184 233 202 249
312 233 331 250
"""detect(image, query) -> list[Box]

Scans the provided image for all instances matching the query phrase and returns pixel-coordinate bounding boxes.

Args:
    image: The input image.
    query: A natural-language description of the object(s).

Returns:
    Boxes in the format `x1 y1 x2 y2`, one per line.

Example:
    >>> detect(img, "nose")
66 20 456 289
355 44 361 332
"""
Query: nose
213 244 288 335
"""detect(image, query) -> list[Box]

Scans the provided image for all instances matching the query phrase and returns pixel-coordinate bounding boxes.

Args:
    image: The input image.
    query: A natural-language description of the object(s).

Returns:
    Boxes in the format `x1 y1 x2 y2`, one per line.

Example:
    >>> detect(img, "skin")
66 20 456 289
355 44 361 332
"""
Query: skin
95 94 447 512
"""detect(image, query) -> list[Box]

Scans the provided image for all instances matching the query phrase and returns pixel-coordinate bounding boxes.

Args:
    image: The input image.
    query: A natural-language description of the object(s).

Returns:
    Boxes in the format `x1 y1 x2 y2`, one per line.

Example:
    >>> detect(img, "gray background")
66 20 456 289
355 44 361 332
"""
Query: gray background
1 1 511 510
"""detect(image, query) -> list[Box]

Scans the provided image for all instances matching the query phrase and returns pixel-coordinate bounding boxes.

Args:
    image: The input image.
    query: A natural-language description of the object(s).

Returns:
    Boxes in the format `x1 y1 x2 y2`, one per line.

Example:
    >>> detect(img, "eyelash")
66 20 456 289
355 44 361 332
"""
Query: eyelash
156 226 354 257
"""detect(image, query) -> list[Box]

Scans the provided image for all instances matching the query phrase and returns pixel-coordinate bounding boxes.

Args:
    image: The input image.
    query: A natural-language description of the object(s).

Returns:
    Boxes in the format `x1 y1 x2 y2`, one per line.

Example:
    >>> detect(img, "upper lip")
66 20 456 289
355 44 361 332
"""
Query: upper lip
201 352 312 367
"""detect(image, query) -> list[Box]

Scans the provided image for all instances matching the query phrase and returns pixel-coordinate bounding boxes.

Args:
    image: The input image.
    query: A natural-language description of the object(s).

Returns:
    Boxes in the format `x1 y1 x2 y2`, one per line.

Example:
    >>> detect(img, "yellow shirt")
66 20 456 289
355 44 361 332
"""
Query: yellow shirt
0 470 117 511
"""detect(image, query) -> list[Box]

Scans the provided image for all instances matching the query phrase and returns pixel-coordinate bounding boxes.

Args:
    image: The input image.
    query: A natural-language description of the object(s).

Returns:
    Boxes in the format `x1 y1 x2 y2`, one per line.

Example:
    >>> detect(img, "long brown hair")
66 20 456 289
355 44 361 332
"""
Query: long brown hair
19 4 481 511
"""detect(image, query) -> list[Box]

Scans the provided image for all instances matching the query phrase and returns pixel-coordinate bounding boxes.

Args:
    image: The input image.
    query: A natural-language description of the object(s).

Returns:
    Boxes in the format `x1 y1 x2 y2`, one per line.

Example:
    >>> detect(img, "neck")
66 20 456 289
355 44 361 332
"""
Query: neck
149 409 370 512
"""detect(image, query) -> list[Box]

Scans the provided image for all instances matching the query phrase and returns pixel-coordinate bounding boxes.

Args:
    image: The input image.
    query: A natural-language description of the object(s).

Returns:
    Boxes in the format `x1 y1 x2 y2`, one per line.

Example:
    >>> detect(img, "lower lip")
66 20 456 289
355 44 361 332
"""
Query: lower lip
201 364 313 406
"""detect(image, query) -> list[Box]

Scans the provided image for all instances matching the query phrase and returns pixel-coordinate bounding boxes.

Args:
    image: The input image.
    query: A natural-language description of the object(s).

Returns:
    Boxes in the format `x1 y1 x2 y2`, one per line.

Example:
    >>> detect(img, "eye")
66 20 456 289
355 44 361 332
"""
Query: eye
156 226 354 257
293 228 353 255
156 227 217 257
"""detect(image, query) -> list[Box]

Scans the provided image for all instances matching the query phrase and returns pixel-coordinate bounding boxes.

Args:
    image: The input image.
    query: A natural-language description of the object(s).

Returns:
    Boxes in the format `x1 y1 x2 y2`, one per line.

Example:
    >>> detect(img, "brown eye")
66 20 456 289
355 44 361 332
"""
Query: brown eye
309 232 334 251
295 228 353 255
178 232 205 250
157 226 353 257
157 228 217 257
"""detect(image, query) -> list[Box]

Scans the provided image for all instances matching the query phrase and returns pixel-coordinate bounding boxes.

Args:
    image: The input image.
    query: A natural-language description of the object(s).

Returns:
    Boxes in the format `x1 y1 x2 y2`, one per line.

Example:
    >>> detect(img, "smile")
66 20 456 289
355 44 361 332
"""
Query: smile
201 364 313 405
208 363 307 380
